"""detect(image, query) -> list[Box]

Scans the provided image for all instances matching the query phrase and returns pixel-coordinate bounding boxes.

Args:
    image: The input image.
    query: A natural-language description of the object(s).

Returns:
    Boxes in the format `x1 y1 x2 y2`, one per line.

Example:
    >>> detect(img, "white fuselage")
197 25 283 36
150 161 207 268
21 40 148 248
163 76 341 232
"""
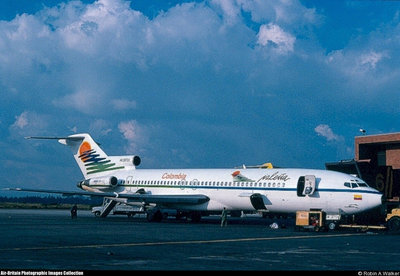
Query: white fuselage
89 168 382 215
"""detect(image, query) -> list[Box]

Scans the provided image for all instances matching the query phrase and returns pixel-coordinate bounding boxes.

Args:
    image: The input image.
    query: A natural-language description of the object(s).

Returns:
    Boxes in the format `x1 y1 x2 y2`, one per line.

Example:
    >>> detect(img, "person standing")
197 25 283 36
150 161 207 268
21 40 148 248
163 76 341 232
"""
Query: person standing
221 207 228 227
71 204 78 219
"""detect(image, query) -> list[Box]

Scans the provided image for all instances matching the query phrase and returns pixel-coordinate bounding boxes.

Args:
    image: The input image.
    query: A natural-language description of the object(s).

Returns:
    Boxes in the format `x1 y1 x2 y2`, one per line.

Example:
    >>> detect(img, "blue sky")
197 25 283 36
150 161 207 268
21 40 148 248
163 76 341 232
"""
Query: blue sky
1 0 400 192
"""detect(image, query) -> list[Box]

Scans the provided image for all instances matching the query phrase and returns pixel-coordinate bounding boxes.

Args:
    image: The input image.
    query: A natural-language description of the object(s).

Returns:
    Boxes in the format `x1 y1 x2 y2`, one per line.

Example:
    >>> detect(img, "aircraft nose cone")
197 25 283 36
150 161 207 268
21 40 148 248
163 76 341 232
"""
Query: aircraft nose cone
374 193 384 208
367 191 383 210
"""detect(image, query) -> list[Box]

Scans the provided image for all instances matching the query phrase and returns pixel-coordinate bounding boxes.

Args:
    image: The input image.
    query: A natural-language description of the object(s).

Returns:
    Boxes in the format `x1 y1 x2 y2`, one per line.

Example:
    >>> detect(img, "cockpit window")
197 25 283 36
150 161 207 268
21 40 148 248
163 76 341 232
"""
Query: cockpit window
351 183 359 188
344 181 368 188
355 179 368 187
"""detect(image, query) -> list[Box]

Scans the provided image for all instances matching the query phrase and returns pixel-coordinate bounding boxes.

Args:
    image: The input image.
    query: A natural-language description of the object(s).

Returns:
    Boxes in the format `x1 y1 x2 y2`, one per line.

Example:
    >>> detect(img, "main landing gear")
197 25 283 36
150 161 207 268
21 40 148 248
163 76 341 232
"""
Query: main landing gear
146 209 202 223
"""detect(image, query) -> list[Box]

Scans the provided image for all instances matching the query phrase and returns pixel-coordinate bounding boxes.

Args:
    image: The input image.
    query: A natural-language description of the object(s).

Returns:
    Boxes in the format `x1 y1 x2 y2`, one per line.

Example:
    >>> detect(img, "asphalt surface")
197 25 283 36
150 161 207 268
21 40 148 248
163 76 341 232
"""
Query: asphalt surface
0 209 399 271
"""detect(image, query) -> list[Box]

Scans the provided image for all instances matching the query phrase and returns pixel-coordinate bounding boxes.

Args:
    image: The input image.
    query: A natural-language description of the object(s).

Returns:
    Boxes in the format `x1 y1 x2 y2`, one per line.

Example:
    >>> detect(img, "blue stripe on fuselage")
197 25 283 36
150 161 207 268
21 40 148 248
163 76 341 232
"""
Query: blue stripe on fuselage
121 184 381 194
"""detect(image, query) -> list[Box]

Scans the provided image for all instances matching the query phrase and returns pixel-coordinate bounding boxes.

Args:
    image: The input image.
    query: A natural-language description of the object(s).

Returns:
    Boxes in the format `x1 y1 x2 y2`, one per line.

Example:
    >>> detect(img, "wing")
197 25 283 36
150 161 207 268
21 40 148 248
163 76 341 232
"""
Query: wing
3 187 210 205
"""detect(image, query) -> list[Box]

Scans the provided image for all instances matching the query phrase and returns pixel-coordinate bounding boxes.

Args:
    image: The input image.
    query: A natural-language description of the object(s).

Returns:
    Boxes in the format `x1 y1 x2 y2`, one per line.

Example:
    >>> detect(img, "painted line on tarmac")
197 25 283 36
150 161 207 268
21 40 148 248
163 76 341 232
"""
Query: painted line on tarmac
0 233 367 252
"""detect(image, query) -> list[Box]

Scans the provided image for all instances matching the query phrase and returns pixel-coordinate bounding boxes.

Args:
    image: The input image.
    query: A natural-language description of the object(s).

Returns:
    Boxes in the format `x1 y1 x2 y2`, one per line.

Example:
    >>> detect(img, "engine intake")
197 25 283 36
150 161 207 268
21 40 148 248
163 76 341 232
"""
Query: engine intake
115 155 141 167
133 156 141 166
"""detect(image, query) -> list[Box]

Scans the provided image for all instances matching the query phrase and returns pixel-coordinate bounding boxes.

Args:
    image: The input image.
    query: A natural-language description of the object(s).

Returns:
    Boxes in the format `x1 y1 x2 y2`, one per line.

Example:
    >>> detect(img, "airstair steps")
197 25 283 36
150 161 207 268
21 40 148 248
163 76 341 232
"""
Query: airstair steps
100 199 117 218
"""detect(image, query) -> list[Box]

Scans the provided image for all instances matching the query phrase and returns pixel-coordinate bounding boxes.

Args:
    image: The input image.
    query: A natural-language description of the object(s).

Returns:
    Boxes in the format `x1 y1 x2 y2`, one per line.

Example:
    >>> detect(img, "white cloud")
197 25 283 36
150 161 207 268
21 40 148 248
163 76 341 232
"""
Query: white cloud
211 0 241 25
52 89 103 114
239 0 320 26
359 51 386 69
111 99 137 111
119 120 137 140
12 111 29 129
89 119 112 136
256 23 295 54
118 120 144 154
9 111 49 136
69 126 78 133
314 124 343 142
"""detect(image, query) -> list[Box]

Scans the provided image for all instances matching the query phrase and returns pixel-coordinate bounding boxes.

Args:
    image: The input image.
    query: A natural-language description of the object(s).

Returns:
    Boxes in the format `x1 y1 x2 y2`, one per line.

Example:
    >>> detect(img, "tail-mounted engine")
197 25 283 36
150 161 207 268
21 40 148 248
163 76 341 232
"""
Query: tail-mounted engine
112 155 141 167
77 176 119 189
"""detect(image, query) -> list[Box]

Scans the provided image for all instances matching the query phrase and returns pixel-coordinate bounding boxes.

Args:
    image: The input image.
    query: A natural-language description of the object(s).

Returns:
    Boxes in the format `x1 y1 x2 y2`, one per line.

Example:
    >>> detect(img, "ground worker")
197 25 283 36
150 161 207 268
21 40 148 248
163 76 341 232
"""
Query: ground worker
221 207 228 227
71 204 78 219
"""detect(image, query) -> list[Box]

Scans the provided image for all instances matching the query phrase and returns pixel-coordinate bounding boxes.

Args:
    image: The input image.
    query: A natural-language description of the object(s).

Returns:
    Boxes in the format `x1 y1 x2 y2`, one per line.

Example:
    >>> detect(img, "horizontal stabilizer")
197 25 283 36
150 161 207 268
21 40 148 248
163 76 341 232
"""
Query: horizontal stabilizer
25 136 85 140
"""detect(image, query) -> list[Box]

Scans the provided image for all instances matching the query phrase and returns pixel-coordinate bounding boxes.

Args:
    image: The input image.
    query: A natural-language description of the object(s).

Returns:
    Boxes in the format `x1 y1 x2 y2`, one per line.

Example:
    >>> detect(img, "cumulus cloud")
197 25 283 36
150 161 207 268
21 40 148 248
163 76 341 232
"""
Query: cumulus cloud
119 120 137 140
239 0 319 26
9 111 49 136
111 99 137 111
118 120 145 154
89 119 112 136
52 89 104 115
256 23 295 54
359 51 387 69
314 124 343 142
328 49 388 74
12 112 29 129
211 0 241 25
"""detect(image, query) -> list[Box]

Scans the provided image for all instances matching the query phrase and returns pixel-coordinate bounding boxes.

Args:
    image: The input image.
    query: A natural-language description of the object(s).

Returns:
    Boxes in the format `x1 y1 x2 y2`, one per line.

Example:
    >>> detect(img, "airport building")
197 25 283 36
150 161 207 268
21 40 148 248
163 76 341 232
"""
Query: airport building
326 132 400 205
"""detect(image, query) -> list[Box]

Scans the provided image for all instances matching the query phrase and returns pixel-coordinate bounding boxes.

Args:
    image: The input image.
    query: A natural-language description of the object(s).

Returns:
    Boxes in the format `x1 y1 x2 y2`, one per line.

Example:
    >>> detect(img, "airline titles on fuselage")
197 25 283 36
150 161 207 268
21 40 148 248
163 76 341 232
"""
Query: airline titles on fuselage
256 172 290 182
161 172 187 181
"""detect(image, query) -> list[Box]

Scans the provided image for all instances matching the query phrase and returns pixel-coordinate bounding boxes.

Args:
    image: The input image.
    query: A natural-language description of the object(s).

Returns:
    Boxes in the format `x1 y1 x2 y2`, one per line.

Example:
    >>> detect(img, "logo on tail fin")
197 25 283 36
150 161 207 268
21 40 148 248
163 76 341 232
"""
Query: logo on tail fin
78 141 124 175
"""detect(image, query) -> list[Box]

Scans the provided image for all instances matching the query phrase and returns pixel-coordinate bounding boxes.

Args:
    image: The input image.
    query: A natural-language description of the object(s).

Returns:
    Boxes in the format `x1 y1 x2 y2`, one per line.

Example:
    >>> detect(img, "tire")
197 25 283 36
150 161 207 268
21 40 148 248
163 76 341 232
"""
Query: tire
94 211 101 217
147 210 163 222
387 216 400 232
190 212 202 223
328 222 337 231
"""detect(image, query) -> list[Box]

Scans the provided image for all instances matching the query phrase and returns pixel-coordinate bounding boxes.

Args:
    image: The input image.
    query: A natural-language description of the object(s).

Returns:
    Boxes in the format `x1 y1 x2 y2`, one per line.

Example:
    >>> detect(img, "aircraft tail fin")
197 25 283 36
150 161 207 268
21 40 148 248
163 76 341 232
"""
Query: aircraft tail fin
26 133 137 179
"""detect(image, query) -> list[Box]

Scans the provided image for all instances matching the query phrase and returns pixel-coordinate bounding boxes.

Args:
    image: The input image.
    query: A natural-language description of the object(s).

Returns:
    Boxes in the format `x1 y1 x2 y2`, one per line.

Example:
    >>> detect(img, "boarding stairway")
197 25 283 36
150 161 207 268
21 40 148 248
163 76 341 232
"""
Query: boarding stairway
100 198 118 218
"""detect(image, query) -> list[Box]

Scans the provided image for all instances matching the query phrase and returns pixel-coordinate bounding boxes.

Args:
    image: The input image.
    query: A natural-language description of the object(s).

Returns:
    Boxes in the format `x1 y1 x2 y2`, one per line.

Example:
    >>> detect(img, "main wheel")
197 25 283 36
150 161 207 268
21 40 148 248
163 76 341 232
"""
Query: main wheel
147 210 163 222
387 216 400 232
189 211 201 223
328 222 337 231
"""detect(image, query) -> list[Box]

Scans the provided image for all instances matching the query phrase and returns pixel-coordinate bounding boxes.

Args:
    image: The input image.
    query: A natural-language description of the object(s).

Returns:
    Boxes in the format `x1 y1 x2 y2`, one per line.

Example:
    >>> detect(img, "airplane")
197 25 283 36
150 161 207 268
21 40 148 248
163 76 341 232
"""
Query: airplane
5 133 382 223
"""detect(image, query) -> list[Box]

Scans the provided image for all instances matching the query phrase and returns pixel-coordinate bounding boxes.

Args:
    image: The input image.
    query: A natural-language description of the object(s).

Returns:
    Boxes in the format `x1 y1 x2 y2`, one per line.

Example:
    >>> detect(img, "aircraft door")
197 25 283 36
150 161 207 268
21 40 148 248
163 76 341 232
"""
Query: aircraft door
304 175 316 196
250 193 267 210
297 175 316 196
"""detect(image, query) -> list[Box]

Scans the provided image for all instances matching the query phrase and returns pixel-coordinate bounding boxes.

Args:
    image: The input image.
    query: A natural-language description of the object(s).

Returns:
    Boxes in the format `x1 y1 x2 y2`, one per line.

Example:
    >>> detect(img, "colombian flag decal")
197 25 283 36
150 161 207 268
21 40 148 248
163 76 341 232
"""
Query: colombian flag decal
354 194 362 200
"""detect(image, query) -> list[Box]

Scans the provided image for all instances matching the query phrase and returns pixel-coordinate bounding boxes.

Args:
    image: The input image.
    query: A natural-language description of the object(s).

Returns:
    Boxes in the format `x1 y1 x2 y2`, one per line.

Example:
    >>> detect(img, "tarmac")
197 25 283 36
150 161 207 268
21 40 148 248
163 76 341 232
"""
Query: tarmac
0 209 399 271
